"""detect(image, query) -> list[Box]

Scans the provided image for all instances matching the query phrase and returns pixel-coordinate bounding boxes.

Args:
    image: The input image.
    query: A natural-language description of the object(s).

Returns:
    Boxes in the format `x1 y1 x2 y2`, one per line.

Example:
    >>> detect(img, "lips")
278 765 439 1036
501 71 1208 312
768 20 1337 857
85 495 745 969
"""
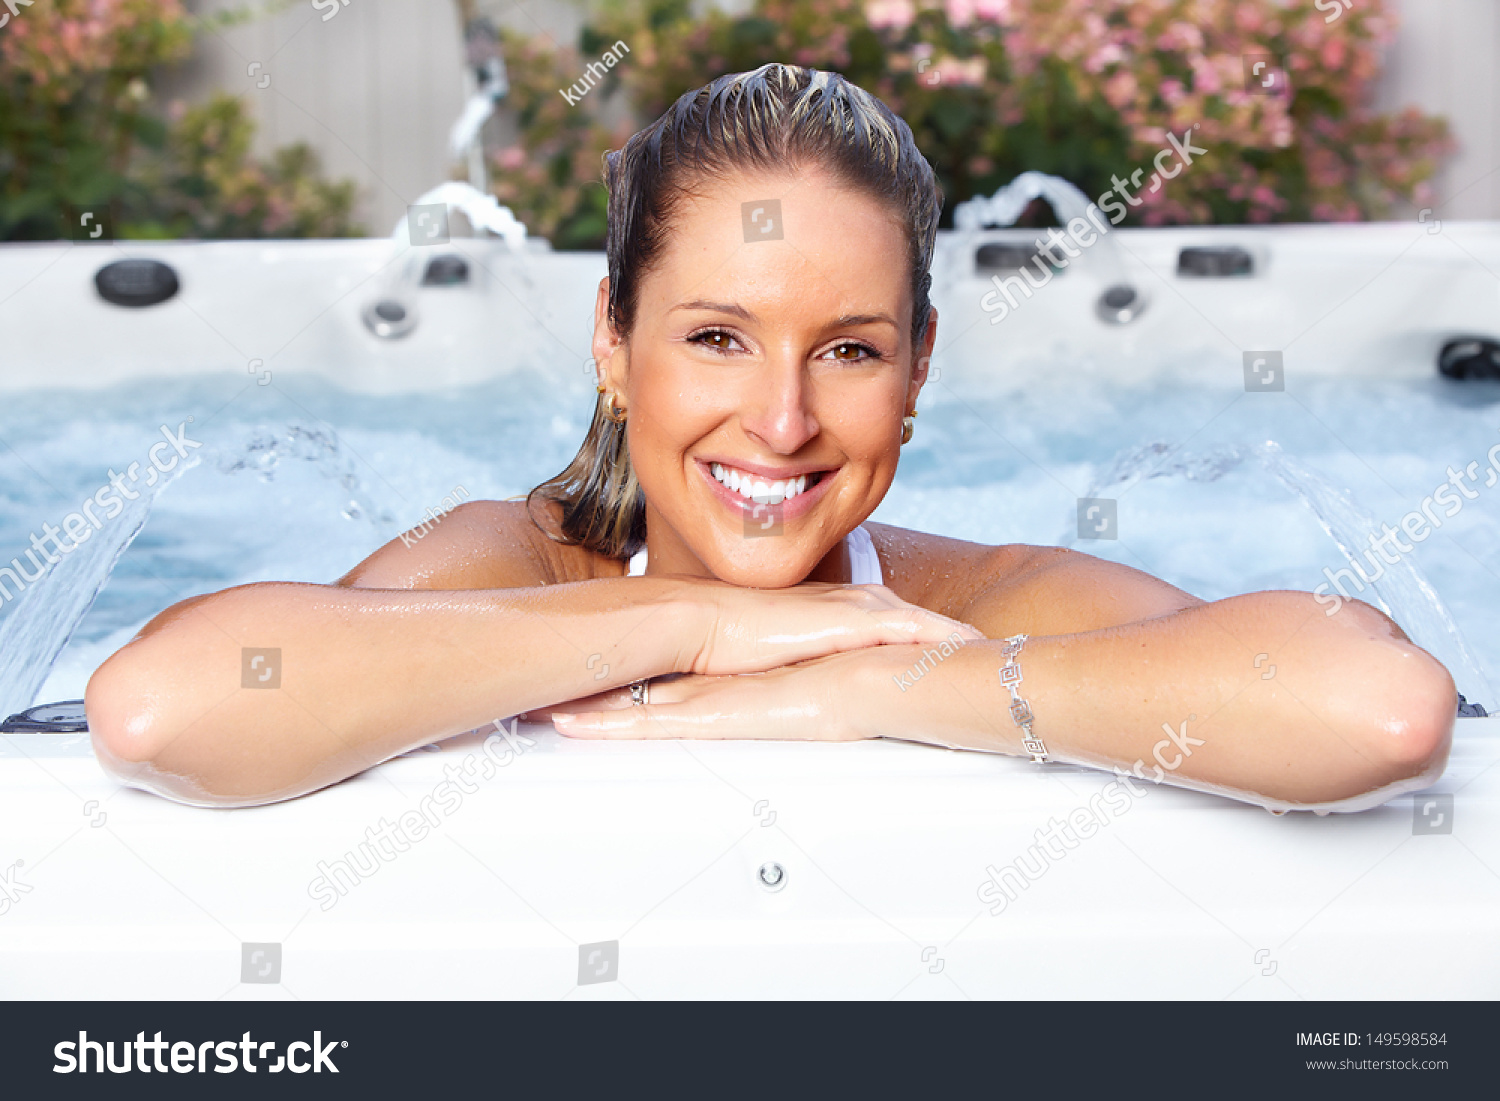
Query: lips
696 458 836 522
708 461 819 504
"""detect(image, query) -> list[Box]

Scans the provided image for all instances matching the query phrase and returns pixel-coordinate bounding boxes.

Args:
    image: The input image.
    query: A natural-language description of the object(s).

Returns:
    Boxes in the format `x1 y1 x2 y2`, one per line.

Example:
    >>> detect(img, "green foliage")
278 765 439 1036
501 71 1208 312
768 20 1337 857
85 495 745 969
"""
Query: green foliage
129 95 361 239
0 0 362 241
488 0 1451 249
485 27 634 251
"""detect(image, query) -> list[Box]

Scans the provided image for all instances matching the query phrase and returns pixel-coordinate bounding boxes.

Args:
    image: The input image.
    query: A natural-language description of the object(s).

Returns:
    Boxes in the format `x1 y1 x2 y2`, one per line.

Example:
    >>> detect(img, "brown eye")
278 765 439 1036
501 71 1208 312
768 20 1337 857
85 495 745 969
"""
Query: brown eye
831 342 873 361
689 329 740 353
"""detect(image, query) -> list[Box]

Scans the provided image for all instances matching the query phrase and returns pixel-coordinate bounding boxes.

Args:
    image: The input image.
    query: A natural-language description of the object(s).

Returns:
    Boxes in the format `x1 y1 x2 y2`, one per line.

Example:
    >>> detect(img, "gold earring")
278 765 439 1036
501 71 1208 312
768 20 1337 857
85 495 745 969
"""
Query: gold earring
901 410 917 445
603 390 628 424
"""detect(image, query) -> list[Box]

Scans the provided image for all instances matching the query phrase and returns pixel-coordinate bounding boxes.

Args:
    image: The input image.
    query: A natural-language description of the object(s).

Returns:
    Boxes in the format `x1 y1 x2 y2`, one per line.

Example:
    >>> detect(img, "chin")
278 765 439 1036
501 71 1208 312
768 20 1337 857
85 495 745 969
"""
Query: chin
709 541 826 588
722 566 812 589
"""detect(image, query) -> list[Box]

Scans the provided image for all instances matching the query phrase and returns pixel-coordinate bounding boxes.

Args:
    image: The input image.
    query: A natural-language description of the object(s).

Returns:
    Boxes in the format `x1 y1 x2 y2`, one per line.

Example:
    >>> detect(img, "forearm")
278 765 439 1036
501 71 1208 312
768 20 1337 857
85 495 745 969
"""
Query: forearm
86 577 698 805
859 592 1457 808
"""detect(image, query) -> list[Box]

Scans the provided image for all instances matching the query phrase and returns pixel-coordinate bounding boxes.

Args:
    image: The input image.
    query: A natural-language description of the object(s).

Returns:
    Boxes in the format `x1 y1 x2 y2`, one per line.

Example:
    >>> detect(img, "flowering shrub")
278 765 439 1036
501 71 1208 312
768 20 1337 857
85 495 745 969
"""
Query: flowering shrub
489 0 1450 247
484 29 635 250
130 94 360 239
0 0 361 240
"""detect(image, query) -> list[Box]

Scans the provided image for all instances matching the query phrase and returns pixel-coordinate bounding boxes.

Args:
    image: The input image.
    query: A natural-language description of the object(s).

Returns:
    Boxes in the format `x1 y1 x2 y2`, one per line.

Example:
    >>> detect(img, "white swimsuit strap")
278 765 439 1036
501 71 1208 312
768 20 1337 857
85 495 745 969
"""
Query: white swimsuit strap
844 524 883 586
626 526 882 585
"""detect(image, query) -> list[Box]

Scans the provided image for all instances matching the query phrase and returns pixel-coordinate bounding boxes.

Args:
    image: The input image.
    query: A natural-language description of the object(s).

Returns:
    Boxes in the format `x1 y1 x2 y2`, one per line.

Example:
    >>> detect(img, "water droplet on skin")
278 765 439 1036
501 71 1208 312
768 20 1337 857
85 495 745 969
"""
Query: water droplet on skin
1266 807 1288 816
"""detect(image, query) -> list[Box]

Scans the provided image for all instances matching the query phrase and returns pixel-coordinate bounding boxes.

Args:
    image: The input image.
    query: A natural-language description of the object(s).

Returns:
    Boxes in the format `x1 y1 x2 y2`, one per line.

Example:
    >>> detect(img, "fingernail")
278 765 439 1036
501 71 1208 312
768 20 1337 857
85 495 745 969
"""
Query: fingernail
551 713 577 724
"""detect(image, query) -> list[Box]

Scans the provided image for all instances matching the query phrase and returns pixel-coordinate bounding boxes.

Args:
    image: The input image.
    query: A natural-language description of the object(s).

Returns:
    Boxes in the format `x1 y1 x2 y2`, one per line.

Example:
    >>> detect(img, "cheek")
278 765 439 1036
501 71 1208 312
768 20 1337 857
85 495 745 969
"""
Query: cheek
635 378 721 445
821 384 905 453
626 370 721 481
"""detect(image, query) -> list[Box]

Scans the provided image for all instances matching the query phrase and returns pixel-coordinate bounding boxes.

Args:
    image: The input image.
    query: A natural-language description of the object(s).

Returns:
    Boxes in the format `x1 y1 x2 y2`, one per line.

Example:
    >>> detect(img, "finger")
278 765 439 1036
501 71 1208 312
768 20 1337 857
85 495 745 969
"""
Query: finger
847 587 985 645
551 703 778 741
516 687 636 723
551 708 695 740
904 608 985 643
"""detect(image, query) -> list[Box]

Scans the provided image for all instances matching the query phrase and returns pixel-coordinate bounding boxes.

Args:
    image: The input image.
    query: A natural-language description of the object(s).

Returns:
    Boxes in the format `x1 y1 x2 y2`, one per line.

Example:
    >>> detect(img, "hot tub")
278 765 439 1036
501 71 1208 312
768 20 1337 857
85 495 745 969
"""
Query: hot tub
0 223 1497 999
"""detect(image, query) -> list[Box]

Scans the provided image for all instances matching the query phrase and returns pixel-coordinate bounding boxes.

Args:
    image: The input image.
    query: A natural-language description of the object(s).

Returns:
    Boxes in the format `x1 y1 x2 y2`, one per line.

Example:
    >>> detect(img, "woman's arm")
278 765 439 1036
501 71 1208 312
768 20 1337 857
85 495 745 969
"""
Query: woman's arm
86 576 703 806
555 547 1456 809
931 547 1454 805
853 588 1455 808
85 503 976 807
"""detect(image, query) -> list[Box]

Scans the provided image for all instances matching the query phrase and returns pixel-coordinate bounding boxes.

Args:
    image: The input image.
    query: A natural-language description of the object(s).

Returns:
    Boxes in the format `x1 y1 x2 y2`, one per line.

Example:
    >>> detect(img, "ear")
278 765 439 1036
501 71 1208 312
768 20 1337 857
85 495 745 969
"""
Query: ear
590 277 628 392
906 306 938 411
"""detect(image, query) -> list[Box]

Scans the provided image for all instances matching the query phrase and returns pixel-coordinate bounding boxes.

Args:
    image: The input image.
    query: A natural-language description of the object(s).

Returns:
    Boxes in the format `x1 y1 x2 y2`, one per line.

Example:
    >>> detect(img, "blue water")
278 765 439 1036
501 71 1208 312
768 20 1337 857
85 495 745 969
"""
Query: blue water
1 368 1497 706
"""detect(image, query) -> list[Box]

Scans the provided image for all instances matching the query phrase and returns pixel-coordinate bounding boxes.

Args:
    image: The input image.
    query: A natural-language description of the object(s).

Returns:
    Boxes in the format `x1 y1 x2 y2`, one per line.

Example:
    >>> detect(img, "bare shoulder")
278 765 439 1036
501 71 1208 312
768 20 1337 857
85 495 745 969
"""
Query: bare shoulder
864 521 1201 637
337 498 618 590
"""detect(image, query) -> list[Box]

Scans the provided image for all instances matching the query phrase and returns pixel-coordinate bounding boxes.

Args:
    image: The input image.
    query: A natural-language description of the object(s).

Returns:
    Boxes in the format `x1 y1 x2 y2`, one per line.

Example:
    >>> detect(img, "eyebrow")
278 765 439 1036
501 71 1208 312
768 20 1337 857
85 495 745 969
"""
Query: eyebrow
672 299 898 329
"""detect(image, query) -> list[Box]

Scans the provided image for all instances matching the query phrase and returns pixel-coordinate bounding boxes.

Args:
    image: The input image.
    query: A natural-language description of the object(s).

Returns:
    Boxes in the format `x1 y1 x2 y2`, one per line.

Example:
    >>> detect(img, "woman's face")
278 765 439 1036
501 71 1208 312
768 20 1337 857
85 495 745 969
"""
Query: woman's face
593 166 935 587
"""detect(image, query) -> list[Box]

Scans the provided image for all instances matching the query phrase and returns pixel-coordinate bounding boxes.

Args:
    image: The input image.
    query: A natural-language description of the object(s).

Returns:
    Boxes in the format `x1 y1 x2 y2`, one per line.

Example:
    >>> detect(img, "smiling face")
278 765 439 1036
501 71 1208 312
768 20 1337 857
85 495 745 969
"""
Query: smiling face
592 166 936 587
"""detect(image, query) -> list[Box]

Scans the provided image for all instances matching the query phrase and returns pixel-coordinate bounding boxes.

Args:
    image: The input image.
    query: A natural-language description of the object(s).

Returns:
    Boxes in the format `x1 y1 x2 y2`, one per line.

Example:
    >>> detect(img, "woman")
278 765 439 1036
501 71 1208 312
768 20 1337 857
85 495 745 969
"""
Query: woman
85 64 1455 811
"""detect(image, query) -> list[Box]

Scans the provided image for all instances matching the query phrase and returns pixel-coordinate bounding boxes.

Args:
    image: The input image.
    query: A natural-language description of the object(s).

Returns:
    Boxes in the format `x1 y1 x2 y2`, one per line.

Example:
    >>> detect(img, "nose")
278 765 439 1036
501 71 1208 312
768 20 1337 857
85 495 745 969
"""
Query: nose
739 354 819 455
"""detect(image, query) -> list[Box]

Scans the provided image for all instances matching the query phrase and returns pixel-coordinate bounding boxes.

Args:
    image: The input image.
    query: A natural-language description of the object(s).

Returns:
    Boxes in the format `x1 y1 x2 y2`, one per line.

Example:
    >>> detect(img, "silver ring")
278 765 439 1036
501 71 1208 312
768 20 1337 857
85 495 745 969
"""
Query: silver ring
629 680 650 706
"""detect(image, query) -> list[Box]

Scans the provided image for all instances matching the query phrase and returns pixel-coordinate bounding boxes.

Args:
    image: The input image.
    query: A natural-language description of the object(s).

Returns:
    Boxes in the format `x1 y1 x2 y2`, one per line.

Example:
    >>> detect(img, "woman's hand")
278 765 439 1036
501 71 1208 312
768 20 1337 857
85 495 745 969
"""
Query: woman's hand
680 581 982 676
547 650 880 742
515 582 981 725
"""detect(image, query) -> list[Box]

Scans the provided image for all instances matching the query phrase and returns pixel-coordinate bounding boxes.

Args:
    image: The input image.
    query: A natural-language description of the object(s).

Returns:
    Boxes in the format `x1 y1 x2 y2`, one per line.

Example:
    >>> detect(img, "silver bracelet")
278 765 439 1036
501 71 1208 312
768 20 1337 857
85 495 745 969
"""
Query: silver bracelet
999 634 1049 763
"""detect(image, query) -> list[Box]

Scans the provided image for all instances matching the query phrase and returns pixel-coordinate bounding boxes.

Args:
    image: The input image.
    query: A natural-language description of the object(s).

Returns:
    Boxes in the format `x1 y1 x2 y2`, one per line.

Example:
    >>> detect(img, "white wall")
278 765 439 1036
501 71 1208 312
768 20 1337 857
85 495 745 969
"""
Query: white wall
167 0 471 235
1376 0 1500 220
167 0 1500 233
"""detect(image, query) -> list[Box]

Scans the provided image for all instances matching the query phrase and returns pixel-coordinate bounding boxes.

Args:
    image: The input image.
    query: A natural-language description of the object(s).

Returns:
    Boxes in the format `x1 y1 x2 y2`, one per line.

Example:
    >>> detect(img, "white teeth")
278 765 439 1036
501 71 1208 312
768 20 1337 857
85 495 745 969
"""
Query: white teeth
709 463 812 505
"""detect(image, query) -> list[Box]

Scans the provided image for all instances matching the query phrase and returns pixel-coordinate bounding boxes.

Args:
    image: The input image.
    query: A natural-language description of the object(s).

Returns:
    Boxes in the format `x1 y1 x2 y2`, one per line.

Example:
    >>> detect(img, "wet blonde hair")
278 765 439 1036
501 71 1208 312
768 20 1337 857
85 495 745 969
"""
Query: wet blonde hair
528 63 942 559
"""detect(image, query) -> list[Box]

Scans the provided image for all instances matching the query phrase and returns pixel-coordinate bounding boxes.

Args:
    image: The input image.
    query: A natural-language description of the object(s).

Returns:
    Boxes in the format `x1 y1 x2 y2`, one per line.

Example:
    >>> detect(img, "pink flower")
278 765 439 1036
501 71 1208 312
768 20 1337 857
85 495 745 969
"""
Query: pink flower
865 0 915 32
1190 55 1222 95
1155 22 1203 52
1084 42 1124 73
974 0 1011 23
933 56 987 87
945 0 976 28
1102 70 1138 110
